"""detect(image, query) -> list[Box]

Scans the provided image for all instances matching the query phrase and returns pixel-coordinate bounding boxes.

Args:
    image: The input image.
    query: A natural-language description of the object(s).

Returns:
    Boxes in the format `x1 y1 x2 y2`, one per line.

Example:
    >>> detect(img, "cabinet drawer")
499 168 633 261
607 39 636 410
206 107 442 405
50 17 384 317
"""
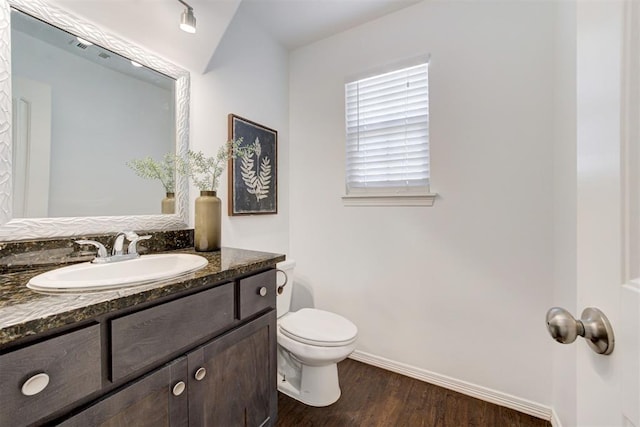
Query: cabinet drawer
111 283 234 381
0 324 102 427
238 269 276 320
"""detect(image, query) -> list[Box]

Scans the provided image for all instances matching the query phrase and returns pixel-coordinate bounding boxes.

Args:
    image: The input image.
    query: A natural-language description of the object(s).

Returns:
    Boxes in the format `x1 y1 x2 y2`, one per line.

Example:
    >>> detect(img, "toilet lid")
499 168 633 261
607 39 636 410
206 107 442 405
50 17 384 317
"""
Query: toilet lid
279 308 358 347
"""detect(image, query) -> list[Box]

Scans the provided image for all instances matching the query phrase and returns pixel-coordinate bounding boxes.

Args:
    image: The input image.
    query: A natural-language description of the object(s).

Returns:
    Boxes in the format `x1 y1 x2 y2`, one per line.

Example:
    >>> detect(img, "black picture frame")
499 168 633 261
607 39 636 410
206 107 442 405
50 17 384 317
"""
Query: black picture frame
228 114 278 216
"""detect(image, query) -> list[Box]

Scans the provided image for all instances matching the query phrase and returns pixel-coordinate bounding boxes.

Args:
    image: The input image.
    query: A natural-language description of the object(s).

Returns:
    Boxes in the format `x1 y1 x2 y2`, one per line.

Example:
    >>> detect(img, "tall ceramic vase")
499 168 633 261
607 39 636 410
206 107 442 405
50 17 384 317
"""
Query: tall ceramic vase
161 192 175 214
194 191 221 252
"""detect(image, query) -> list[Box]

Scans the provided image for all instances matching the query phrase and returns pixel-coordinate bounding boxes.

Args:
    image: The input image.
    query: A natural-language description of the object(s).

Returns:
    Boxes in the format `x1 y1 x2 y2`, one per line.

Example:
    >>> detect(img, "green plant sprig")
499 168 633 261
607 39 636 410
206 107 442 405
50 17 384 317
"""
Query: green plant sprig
180 139 254 192
126 153 176 193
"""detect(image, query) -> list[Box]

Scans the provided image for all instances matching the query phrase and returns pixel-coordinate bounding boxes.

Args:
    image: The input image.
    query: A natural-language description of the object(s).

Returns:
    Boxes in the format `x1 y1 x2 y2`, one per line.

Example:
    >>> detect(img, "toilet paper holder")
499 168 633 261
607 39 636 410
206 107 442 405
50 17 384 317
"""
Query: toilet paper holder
276 268 288 295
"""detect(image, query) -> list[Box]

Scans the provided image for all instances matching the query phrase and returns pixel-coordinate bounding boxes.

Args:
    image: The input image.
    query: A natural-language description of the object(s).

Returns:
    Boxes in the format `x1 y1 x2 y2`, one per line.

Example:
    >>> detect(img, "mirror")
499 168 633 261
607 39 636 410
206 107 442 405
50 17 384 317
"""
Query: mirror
12 9 176 218
0 0 190 240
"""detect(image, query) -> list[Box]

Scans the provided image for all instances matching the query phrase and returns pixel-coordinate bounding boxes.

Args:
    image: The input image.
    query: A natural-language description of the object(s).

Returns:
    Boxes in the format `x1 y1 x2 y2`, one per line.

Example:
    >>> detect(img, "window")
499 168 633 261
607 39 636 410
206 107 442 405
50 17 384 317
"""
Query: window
344 60 434 206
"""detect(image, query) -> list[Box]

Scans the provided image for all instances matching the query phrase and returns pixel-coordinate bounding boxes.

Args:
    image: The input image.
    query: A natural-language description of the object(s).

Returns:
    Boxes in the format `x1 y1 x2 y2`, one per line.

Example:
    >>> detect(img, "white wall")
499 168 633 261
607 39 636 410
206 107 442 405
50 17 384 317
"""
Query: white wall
191 3 289 254
289 0 556 406
551 2 577 425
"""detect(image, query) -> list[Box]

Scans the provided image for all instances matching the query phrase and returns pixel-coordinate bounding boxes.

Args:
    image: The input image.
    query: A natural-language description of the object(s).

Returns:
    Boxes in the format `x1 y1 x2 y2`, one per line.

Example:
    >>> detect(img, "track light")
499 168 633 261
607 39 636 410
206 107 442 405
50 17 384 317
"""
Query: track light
178 0 196 34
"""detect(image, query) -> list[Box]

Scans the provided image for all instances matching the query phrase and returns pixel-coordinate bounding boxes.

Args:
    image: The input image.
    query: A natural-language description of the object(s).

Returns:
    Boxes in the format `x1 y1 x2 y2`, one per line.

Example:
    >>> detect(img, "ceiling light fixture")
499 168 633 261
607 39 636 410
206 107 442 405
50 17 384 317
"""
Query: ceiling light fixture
178 0 196 34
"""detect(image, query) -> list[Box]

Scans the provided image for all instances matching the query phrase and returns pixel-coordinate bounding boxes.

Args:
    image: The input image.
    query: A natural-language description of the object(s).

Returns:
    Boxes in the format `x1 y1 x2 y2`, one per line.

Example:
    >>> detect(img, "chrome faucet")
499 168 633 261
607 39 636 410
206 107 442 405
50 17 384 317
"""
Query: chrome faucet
112 231 138 256
76 231 152 264
75 240 108 260
127 233 152 256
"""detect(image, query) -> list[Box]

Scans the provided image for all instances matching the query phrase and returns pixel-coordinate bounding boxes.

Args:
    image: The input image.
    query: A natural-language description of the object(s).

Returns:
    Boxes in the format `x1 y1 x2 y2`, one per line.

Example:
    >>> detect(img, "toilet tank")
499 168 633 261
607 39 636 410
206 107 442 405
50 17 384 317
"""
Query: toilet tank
276 259 296 318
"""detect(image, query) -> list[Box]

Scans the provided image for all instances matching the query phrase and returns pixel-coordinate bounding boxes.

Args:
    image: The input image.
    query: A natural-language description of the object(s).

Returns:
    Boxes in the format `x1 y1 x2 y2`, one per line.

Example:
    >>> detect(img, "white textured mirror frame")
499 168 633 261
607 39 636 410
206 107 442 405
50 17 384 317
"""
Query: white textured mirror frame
0 0 190 241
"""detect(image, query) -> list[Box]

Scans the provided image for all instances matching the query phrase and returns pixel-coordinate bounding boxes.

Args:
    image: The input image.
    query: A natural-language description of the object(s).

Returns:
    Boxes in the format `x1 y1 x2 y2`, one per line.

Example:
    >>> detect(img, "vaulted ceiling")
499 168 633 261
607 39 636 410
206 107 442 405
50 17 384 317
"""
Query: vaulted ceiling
47 0 421 73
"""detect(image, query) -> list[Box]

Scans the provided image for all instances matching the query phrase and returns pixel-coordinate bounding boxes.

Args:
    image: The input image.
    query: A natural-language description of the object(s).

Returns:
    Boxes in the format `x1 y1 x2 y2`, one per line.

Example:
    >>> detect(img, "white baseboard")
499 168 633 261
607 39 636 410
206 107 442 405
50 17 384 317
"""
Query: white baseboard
348 350 553 422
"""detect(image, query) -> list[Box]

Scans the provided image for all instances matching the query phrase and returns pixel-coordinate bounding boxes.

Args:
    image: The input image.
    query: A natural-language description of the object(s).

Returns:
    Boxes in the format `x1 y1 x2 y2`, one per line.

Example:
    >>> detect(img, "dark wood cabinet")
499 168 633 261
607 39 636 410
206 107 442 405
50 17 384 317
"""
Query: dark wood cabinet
60 357 189 427
238 269 277 320
110 282 235 381
0 324 102 427
22 268 279 427
64 310 277 427
188 311 276 427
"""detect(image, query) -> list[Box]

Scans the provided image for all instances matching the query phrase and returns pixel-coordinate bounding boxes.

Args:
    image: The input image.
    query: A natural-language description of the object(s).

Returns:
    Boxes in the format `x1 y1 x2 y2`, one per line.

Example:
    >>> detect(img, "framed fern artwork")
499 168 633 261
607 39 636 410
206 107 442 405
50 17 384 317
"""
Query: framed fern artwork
228 114 278 215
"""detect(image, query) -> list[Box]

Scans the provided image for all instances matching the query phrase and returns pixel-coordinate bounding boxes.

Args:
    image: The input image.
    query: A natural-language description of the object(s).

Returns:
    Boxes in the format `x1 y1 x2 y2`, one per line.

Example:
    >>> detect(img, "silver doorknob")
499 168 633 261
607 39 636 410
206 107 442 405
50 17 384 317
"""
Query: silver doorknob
545 307 614 355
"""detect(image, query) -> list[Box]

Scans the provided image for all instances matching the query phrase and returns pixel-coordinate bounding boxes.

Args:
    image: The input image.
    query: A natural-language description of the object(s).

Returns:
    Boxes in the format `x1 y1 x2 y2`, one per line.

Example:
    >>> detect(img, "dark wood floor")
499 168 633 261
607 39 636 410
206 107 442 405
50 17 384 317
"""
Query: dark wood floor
276 359 551 427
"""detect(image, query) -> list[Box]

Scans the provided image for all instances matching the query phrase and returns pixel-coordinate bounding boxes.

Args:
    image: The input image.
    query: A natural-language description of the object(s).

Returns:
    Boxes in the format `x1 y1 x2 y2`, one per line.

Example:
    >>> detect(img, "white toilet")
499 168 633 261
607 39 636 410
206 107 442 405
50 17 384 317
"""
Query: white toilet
276 260 358 407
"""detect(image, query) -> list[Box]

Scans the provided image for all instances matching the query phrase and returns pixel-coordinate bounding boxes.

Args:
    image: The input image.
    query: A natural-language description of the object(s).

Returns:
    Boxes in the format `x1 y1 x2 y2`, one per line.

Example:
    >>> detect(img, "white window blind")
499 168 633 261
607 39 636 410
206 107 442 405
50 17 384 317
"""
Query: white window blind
345 62 429 194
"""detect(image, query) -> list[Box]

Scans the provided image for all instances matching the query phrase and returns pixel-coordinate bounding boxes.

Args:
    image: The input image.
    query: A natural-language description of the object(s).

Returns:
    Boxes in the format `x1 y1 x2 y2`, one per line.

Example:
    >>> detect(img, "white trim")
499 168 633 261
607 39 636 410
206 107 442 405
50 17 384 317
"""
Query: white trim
342 193 436 207
628 279 640 292
0 1 11 225
0 0 190 240
349 350 552 421
621 0 637 284
550 407 563 427
345 53 431 85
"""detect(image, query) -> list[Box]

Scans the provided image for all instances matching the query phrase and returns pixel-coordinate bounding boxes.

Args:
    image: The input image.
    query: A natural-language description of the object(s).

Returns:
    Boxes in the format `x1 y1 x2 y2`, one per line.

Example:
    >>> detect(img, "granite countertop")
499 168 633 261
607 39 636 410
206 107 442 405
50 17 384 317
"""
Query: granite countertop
0 247 285 348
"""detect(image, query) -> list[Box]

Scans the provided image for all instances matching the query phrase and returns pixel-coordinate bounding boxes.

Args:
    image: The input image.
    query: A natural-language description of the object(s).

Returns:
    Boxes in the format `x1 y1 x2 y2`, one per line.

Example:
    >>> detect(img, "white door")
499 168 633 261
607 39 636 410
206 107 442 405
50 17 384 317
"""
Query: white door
11 76 51 218
575 1 639 426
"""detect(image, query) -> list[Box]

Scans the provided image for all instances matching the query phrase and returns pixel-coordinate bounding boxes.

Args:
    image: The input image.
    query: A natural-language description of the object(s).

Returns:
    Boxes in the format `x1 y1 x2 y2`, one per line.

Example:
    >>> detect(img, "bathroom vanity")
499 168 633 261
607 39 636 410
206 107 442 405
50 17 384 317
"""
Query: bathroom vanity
0 245 284 426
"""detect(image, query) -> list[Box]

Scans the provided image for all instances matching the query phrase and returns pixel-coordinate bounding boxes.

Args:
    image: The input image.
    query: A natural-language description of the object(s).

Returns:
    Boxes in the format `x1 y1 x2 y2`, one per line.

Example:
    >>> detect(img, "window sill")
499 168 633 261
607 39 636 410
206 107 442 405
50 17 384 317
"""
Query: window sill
341 193 437 207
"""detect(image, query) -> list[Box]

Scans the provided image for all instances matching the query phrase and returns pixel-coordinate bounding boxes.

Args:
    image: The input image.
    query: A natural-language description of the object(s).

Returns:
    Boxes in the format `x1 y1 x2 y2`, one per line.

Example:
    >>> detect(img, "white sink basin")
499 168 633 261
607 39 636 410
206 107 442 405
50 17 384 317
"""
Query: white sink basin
27 253 208 292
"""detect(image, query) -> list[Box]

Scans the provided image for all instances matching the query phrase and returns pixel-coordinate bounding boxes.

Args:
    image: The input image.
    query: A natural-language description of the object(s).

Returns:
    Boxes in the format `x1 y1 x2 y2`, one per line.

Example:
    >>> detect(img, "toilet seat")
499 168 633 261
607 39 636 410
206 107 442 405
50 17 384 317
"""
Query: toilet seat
279 308 358 347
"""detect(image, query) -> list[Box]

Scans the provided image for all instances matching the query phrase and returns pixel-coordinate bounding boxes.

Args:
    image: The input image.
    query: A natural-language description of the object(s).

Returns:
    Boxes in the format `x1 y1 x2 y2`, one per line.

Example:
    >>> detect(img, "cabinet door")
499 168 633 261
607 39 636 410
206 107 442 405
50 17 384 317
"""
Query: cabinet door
188 311 277 427
59 357 189 427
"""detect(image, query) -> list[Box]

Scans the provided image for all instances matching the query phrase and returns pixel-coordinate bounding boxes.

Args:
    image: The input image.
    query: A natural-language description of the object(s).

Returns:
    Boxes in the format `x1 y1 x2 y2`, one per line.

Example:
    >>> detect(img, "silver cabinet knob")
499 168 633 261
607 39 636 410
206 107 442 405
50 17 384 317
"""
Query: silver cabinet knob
172 381 186 396
546 307 614 355
21 373 50 396
194 367 207 381
258 287 268 297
